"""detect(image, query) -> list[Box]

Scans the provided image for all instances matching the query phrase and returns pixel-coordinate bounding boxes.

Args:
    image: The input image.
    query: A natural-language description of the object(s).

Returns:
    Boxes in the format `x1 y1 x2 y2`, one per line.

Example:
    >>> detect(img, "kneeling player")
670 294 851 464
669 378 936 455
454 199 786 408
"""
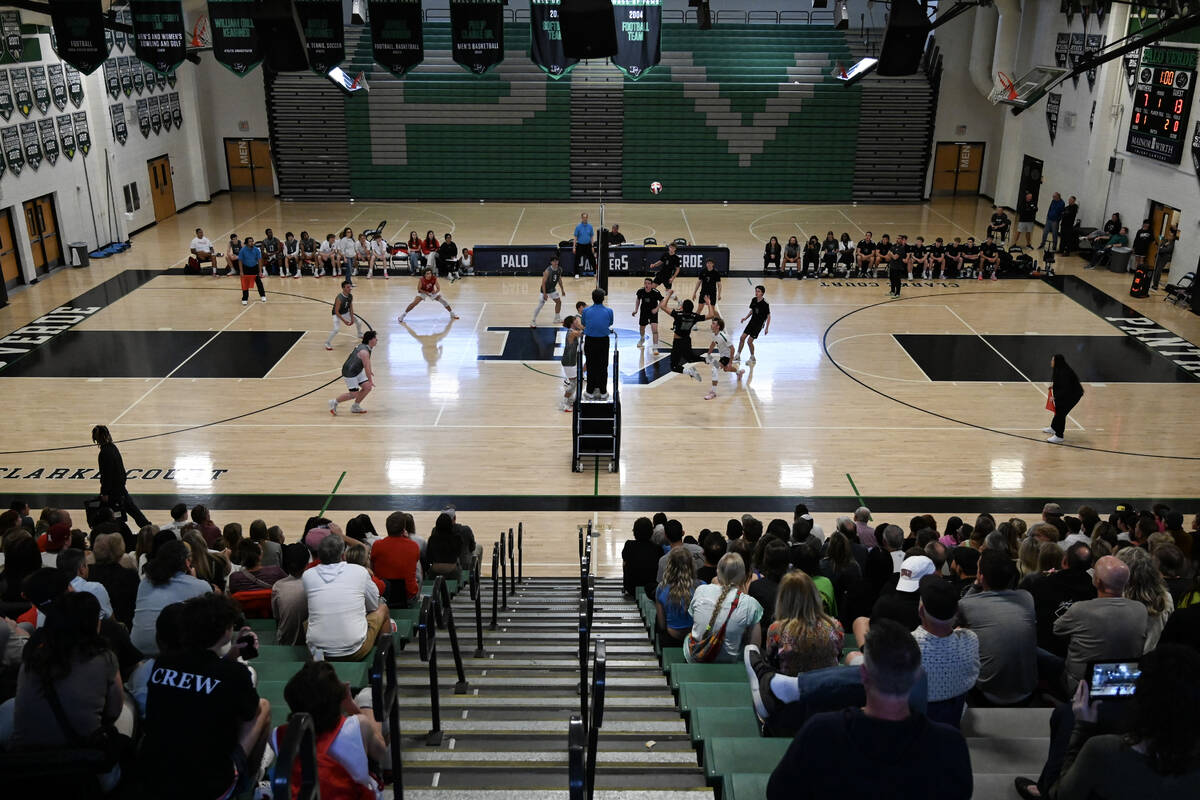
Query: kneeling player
686 318 744 400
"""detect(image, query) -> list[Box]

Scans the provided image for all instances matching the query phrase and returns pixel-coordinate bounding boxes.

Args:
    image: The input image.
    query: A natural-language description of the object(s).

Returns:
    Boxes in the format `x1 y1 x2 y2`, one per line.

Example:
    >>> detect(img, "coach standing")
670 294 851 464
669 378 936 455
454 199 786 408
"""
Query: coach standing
238 236 266 305
1016 191 1038 249
581 289 613 400
573 212 595 279
93 425 150 528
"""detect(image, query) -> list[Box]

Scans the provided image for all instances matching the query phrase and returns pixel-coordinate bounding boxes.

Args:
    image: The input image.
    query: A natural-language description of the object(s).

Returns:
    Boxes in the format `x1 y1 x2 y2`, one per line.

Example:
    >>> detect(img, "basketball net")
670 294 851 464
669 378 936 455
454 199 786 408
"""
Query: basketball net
987 72 1018 105
190 15 210 48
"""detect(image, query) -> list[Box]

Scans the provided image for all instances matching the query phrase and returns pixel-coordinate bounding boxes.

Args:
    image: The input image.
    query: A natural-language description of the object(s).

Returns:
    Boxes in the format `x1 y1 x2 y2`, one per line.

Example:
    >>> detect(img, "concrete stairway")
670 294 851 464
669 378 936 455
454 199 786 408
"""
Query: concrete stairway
390 575 712 799
569 62 624 202
964 707 1053 800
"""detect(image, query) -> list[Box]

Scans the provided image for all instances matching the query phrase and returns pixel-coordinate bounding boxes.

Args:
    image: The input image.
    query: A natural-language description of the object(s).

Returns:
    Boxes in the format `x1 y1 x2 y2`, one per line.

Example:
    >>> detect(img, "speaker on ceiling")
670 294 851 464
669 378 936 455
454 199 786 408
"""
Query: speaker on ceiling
253 0 309 72
561 0 619 60
877 0 931 76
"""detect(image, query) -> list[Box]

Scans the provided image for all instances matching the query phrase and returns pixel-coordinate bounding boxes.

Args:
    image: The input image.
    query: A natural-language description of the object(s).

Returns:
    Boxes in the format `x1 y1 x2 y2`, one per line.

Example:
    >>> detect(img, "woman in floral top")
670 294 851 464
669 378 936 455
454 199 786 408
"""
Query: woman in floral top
765 571 845 676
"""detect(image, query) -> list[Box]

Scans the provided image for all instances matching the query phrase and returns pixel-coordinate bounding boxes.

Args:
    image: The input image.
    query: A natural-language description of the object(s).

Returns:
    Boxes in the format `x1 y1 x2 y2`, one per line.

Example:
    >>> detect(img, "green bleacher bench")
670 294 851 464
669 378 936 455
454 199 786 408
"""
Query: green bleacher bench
669 662 748 691
701 736 791 781
661 647 687 673
688 706 762 744
677 681 753 716
246 618 277 634
255 645 310 662
254 660 367 686
722 772 773 800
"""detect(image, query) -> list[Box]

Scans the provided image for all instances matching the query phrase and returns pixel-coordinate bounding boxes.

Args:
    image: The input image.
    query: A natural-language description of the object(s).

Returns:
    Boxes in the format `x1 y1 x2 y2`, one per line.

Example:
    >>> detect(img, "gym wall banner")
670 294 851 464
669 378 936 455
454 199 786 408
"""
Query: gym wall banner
10 67 30 117
1054 33 1069 70
142 61 157 92
118 56 133 98
208 0 263 76
1085 35 1104 92
110 102 128 145
136 97 150 138
66 65 85 107
1068 33 1085 89
161 95 173 130
19 120 40 170
73 110 92 156
1095 1 1109 24
0 71 12 122
50 0 111 74
1046 92 1061 145
369 0 425 78
1 11 21 64
132 61 146 95
38 118 58 166
149 95 162 133
113 7 128 53
169 92 182 128
130 0 187 75
48 64 68 111
450 0 505 75
29 65 49 114
57 114 76 160
530 0 578 79
295 0 346 75
2 125 22 175
103 59 119 99
613 0 662 80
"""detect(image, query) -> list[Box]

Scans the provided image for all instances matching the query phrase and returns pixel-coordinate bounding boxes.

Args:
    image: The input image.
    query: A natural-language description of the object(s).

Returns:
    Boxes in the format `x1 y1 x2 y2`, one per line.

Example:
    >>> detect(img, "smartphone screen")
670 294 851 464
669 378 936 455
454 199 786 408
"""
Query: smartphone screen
1089 661 1141 698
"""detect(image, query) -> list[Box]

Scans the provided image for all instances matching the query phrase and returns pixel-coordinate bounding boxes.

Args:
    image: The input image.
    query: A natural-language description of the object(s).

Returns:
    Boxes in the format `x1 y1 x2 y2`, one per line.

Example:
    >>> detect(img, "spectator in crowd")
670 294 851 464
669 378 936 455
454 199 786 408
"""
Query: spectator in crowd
695 532 725 584
1053 555 1147 694
881 525 905 572
958 550 1037 705
946 546 980 598
130 540 211 655
656 548 702 648
10 591 126 791
55 547 113 620
1057 196 1080 254
426 512 464 582
272 543 310 646
913 575 980 728
1154 544 1190 607
303 534 390 661
765 571 845 676
275 661 389 797
191 505 222 548
763 236 782 272
182 530 229 590
749 538 790 630
371 511 422 606
160 503 189 537
122 601 185 719
89 532 139 628
1020 541 1064 589
228 541 287 593
1039 192 1065 252
248 519 282 568
1116 546 1173 652
0 534 41 602
656 520 704 583
1026 542 1096 661
622 517 661 598
222 522 244 557
853 555 935 647
39 523 71 567
853 506 875 547
685 553 763 663
1087 225 1129 268
137 593 271 800
1162 511 1190 558
819 530 863 619
765 620 972 800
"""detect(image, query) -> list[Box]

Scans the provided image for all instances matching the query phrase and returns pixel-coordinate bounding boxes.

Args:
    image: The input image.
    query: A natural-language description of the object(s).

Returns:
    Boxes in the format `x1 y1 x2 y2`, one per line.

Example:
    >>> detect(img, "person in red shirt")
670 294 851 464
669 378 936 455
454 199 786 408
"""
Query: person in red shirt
370 512 422 604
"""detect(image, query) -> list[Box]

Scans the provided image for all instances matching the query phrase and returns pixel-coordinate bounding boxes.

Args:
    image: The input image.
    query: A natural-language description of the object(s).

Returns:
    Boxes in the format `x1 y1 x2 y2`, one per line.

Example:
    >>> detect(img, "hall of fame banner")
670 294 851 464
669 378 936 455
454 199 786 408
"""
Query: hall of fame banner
1 124 21 175
209 0 263 76
130 0 187 74
530 0 577 79
29 65 50 114
295 0 345 75
73 110 92 156
56 114 76 160
1046 93 1061 145
0 71 12 121
111 102 128 145
613 0 661 80
450 0 505 75
19 120 40 170
47 64 68 111
368 0 424 77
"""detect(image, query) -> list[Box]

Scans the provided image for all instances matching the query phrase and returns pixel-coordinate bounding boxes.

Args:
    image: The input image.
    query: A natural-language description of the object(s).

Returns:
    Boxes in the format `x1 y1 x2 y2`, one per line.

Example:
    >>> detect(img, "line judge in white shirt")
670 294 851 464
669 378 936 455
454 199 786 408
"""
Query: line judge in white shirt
189 227 219 276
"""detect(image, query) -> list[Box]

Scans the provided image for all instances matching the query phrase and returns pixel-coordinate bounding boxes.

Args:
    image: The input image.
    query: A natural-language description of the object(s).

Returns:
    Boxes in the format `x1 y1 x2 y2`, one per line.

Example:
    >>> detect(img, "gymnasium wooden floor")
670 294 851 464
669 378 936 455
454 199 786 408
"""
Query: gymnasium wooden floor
2 193 1197 575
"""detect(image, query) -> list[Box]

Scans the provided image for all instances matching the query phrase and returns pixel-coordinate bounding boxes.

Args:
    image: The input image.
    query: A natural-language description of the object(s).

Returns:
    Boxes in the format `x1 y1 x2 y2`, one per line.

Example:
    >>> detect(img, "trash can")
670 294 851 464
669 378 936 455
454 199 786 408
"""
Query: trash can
1107 246 1132 274
69 242 90 268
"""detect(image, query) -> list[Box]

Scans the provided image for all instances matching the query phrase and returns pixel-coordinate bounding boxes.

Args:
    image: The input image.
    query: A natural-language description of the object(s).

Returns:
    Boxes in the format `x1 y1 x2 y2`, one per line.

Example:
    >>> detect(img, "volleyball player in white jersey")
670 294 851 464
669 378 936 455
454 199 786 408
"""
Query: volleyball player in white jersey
689 317 744 400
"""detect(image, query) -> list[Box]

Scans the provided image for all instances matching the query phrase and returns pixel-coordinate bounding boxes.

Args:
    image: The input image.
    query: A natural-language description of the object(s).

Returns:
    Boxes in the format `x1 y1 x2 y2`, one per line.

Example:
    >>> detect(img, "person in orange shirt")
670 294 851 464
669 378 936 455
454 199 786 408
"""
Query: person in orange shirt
370 511 422 605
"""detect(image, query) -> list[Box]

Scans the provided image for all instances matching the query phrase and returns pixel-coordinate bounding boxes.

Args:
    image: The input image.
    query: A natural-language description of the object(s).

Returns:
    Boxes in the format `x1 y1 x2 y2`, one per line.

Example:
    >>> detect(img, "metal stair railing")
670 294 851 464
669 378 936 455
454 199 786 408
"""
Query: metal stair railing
431 575 469 695
270 713 319 800
568 715 587 800
471 552 487 658
585 640 607 800
369 631 404 799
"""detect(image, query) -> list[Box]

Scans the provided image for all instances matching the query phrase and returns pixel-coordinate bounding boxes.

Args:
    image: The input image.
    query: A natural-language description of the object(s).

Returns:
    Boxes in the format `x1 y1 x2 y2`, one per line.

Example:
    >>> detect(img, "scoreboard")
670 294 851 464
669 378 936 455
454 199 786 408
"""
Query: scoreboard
1126 45 1197 165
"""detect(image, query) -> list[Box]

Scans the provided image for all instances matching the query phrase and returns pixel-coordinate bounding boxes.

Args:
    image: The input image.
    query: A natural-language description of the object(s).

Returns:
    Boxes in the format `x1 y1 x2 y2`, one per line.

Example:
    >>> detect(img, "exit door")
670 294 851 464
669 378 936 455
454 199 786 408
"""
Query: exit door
1018 155 1043 208
225 138 274 192
1146 200 1180 273
148 155 176 222
0 207 19 300
931 142 985 195
22 194 61 275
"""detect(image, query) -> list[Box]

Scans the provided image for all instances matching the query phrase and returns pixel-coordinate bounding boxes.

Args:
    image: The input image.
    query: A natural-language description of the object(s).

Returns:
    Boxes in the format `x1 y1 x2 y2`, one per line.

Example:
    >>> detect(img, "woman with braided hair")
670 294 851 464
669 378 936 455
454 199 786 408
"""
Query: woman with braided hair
684 553 763 663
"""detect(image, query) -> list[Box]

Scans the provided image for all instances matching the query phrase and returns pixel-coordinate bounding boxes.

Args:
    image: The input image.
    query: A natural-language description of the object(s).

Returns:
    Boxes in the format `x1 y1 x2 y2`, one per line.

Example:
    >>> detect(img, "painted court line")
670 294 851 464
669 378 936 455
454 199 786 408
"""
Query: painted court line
509 207 526 246
680 207 696 244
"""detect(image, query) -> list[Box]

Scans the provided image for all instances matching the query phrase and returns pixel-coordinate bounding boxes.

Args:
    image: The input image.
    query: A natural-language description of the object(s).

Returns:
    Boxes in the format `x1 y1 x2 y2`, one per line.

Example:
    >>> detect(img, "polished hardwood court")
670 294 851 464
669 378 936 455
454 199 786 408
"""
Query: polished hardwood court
1 194 1196 575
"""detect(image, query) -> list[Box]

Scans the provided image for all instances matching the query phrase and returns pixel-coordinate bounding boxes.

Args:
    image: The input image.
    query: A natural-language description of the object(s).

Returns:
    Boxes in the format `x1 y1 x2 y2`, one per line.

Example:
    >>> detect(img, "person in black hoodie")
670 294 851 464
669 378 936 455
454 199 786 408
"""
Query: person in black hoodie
1045 354 1084 444
92 424 149 528
1028 542 1097 657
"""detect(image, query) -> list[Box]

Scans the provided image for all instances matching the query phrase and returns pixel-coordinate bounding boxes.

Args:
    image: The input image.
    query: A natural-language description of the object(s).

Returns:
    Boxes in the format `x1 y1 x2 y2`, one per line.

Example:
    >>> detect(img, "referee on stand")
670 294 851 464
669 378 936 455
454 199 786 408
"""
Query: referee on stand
581 288 613 401
572 212 595 279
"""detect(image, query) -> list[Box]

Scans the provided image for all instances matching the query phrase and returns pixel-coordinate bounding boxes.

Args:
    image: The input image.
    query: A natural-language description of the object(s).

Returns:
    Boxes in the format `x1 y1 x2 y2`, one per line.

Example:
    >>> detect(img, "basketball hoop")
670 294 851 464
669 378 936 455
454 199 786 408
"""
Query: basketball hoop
987 72 1018 105
189 15 210 49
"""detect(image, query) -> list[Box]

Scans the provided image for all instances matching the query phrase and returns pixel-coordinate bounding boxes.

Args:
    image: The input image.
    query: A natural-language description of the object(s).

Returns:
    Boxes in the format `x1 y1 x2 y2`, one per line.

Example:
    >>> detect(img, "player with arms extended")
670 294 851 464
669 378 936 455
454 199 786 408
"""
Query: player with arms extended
330 331 378 416
699 318 745 400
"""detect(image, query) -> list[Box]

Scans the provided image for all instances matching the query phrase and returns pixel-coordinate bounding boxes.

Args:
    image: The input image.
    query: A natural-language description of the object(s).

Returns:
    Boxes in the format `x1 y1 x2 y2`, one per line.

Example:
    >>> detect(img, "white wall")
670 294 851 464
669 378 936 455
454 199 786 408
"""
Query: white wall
193 58 270 193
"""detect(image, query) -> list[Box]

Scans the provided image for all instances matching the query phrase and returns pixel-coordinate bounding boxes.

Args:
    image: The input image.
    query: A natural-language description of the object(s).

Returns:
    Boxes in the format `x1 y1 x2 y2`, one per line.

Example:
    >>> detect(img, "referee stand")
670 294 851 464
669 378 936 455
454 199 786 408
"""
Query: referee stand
571 329 621 474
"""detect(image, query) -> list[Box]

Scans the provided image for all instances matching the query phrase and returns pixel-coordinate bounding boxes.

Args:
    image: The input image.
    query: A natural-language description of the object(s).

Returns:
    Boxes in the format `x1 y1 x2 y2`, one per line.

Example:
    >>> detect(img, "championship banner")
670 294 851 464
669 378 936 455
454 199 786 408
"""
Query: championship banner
19 120 40 170
111 103 128 145
1054 33 1069 70
73 110 91 156
136 97 150 137
66 65 85 107
1068 33 1085 88
208 0 263 76
1085 34 1104 92
1123 50 1139 97
450 0 504 76
10 68 30 117
48 64 68 110
161 95 172 130
29 66 49 114
530 0 577 79
155 70 167 90
57 114 75 159
130 0 186 74
613 0 662 80
118 56 134 97
169 92 182 128
0 71 12 121
103 59 118 99
149 95 162 133
368 0 424 77
1046 92 1061 145
2 125 22 175
295 0 345 75
167 68 176 87
1 10 21 64
114 7 129 52
50 1 111 75
39 118 59 165
142 61 157 92
132 60 146 94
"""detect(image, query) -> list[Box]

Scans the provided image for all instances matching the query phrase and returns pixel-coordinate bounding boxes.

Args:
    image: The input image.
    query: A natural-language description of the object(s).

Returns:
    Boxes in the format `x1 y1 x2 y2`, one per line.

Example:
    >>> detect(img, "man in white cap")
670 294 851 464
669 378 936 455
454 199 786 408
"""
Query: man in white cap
852 555 936 649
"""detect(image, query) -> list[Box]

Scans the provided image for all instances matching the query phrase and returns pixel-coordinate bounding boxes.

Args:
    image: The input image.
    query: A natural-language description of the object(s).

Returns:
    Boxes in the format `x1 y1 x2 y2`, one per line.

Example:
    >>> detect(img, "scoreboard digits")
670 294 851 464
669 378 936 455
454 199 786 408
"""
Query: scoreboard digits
1126 45 1196 165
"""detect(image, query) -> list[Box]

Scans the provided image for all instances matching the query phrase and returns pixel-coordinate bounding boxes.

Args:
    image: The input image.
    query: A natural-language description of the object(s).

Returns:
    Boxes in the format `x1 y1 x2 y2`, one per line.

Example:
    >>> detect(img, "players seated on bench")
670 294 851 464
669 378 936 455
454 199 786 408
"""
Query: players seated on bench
927 237 946 279
801 236 821 278
978 236 1000 280
837 233 855 276
873 234 892 279
261 228 282 276
986 206 1011 243
421 230 440 271
855 232 877 278
820 231 840 277
405 231 423 272
944 237 964 278
1087 226 1128 269
318 233 341 278
782 235 801 277
764 236 782 274
959 237 980 278
908 236 927 279
189 227 219 276
369 233 390 279
282 232 300 278
299 231 320 276
354 233 371 277
438 233 461 282
225 233 242 276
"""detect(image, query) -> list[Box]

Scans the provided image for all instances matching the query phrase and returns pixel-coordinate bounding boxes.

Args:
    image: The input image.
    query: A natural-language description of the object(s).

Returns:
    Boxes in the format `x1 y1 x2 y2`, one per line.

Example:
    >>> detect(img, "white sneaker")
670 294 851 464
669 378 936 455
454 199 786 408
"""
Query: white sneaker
328 399 338 416
351 404 367 414
260 296 266 302
704 391 717 400
553 316 562 324
398 314 406 323
684 366 701 382
530 321 537 328
1047 435 1064 444
600 393 611 402
1042 427 1055 434
747 356 756 365
241 300 248 305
